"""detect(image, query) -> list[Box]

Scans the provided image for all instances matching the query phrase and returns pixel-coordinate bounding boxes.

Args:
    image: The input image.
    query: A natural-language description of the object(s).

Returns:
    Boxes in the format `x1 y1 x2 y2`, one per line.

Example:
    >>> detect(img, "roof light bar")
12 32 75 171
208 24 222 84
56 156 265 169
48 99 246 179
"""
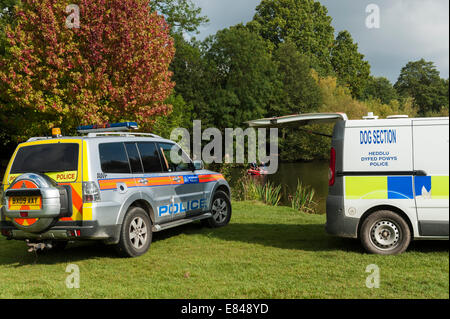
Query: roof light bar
77 122 139 133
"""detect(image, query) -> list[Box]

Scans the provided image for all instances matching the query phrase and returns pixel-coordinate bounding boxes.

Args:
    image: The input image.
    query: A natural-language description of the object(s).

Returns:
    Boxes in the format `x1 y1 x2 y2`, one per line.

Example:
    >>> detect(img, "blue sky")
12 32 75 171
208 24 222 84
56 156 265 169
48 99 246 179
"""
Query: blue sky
191 0 449 83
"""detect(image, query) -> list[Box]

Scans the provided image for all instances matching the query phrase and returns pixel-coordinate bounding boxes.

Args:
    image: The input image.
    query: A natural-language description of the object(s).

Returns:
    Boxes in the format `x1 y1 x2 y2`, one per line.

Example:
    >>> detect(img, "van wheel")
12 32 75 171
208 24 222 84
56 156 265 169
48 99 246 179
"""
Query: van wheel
204 191 232 228
360 210 411 255
114 207 152 258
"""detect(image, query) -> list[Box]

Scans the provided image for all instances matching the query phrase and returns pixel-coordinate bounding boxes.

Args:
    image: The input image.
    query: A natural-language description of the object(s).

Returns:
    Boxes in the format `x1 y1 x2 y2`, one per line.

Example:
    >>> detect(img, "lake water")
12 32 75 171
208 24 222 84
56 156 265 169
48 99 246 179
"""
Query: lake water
232 161 330 213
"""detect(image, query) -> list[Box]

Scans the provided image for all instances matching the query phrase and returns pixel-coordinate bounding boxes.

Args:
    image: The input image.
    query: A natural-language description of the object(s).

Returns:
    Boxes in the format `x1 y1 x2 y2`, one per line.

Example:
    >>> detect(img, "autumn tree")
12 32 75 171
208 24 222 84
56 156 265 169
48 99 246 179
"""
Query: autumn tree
0 0 175 140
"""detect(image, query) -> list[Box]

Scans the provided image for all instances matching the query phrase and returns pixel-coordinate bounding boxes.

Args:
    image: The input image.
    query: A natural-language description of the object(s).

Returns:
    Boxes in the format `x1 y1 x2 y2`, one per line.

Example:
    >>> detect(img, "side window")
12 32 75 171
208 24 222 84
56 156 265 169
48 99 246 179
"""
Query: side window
158 143 192 172
125 143 143 174
99 143 131 174
137 142 164 173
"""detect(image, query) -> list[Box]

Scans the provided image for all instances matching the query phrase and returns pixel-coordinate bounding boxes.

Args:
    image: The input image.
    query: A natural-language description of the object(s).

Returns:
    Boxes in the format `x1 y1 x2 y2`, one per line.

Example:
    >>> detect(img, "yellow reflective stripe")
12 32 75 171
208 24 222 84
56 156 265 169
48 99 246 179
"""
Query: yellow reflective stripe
82 140 89 182
82 203 93 221
345 176 388 199
431 176 449 199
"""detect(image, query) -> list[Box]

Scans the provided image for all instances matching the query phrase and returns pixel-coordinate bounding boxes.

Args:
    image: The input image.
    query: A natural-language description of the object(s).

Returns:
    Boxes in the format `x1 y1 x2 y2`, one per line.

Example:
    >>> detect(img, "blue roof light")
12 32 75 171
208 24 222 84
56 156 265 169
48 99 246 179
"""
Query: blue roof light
77 122 139 133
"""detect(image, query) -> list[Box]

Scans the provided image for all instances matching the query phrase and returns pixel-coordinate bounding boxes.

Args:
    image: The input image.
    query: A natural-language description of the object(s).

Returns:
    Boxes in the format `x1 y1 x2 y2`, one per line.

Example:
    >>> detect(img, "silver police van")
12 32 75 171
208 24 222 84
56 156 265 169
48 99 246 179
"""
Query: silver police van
0 122 232 257
249 113 449 255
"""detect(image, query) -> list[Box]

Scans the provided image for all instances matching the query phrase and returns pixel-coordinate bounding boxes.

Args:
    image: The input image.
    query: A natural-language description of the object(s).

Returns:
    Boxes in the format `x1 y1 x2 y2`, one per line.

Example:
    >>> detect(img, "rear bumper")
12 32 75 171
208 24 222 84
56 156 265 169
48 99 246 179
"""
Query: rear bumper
0 221 120 243
325 195 359 239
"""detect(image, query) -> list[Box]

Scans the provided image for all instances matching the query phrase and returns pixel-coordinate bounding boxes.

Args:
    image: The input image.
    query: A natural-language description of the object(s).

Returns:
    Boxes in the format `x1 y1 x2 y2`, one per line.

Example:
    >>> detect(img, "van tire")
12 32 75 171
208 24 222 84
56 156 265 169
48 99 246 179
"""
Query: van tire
204 191 232 228
360 210 411 255
114 207 152 258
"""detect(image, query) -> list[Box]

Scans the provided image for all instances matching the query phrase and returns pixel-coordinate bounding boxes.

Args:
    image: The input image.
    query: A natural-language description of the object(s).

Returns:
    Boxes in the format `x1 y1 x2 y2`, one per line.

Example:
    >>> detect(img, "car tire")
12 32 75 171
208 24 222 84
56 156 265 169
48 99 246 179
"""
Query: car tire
204 191 232 228
114 207 152 258
360 210 411 255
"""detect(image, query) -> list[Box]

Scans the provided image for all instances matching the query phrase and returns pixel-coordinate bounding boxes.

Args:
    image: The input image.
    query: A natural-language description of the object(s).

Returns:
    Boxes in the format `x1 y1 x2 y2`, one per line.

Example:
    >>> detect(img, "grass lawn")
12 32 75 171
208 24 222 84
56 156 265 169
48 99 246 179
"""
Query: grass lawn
0 201 448 299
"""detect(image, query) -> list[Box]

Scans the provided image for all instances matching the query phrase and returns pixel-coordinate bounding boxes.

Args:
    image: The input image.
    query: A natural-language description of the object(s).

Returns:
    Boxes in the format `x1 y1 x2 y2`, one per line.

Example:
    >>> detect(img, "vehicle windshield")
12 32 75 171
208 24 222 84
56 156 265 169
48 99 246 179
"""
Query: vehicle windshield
10 143 79 174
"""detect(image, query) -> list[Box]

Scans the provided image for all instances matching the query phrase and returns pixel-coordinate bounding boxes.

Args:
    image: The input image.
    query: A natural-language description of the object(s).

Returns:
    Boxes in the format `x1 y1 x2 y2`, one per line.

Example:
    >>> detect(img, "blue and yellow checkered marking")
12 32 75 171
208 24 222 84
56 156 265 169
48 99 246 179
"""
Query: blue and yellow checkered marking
345 175 449 200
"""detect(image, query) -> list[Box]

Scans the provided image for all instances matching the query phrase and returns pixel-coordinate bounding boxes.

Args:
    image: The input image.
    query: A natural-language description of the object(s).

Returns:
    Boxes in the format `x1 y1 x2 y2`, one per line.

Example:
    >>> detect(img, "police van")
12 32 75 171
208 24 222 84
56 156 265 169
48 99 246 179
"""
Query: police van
249 113 449 255
0 123 232 257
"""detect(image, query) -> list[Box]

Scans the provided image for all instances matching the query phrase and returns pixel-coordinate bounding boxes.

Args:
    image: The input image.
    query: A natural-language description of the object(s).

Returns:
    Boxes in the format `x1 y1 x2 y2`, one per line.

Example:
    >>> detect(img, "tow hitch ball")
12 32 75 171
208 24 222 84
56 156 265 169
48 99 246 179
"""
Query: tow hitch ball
25 239 53 253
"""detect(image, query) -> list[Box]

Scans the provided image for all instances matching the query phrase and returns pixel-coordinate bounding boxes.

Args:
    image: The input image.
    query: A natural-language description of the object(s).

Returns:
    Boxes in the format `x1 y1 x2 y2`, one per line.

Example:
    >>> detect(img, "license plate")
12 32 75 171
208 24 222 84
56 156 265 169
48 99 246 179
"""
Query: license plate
8 196 42 211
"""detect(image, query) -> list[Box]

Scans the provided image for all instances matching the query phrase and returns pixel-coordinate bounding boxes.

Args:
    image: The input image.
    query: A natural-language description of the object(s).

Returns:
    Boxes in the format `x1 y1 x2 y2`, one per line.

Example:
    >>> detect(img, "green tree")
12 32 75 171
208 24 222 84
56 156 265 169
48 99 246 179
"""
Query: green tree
203 25 280 129
271 41 323 162
151 0 208 34
394 59 449 115
248 0 335 75
330 30 370 99
271 40 322 116
362 76 398 104
169 33 212 123
152 94 193 138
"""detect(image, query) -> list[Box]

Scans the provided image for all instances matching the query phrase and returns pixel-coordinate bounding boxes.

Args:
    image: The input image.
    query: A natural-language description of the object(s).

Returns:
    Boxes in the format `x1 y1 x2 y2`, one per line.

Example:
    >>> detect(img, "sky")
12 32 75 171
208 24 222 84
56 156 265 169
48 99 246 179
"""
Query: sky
191 0 449 83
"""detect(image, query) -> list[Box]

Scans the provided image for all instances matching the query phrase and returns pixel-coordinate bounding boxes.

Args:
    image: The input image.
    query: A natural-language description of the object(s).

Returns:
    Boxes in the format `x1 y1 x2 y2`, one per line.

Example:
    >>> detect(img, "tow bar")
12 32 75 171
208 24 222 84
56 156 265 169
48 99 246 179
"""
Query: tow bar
25 239 53 253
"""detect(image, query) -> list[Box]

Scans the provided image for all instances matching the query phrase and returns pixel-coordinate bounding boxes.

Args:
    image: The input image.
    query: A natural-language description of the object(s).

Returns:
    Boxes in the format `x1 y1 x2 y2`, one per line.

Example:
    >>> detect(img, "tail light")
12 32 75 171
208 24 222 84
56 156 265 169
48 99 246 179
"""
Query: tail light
82 182 101 202
328 147 336 186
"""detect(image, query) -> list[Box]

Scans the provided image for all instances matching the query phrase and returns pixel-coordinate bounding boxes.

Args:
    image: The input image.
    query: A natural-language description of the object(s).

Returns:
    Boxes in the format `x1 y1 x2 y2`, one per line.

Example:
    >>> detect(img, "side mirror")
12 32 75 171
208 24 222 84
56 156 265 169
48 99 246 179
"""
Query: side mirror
192 160 204 171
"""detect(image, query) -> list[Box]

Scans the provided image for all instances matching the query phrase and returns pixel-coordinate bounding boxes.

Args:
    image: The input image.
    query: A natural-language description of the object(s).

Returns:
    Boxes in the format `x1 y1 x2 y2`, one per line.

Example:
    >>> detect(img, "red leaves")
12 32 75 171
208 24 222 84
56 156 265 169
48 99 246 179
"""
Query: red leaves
0 0 175 133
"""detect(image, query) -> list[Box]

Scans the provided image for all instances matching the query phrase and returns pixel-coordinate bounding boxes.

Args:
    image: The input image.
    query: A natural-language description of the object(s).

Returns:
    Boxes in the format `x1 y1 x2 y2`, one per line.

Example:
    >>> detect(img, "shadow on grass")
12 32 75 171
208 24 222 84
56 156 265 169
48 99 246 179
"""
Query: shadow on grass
1 221 448 266
155 221 449 254
0 240 119 267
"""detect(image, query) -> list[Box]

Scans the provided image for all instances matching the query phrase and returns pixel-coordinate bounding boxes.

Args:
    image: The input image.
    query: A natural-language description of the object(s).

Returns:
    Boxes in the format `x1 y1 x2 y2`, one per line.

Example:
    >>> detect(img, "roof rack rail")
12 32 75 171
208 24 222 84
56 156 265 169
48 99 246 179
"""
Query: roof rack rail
86 132 162 138
26 137 52 142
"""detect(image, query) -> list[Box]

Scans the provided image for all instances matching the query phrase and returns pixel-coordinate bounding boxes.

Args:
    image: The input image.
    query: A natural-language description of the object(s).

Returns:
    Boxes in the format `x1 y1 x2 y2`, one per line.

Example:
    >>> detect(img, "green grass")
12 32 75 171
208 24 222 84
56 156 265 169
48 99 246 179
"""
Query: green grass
0 201 448 299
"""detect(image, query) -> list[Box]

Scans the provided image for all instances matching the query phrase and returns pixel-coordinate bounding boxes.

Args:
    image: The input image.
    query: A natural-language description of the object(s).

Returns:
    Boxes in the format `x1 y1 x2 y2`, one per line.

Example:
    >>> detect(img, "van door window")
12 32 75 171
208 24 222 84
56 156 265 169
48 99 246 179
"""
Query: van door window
137 142 164 173
99 143 131 174
157 143 192 172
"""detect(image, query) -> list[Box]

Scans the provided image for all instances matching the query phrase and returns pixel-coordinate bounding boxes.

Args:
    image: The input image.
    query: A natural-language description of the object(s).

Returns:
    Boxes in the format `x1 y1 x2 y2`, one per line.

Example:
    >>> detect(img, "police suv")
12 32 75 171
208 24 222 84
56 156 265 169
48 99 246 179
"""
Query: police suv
249 113 449 255
0 123 232 257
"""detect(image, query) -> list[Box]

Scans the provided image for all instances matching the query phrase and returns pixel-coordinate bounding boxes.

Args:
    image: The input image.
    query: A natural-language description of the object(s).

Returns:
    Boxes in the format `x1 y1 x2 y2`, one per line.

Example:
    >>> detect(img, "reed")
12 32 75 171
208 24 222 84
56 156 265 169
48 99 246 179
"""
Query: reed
289 180 317 213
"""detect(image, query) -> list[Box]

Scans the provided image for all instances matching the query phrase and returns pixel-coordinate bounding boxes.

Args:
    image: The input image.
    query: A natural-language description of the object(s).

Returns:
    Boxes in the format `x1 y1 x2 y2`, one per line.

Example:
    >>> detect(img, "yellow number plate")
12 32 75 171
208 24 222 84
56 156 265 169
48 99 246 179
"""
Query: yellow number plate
8 196 42 211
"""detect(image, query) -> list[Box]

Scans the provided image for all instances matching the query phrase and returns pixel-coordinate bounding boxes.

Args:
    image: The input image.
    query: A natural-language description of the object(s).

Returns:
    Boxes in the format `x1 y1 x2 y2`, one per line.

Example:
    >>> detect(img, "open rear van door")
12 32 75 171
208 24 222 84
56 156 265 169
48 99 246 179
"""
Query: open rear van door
412 118 449 237
247 113 348 128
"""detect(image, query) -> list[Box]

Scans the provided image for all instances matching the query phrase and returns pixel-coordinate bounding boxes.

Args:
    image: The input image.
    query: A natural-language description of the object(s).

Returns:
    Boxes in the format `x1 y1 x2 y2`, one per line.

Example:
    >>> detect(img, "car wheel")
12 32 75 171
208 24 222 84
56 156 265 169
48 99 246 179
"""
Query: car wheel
360 210 411 255
204 191 232 228
115 207 152 258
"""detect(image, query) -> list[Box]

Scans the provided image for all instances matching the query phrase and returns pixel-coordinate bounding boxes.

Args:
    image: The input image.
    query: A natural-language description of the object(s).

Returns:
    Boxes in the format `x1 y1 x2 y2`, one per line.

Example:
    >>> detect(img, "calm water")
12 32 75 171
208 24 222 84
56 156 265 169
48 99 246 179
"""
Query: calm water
232 161 330 213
